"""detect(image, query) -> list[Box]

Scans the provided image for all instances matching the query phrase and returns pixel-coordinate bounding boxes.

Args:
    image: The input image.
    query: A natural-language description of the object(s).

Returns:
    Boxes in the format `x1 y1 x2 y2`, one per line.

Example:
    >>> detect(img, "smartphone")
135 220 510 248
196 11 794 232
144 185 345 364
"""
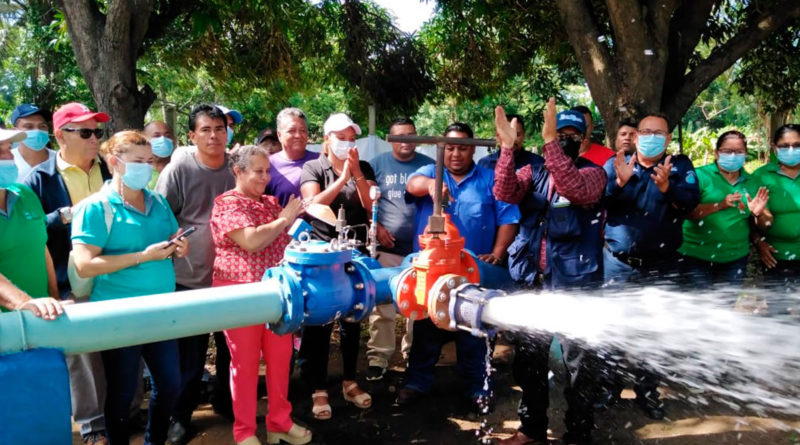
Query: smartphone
164 226 197 248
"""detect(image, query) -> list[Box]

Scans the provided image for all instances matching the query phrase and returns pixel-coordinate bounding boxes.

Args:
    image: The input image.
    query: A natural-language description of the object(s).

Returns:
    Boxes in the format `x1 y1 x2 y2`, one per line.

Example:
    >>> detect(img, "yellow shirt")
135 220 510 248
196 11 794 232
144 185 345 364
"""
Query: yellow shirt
56 152 104 205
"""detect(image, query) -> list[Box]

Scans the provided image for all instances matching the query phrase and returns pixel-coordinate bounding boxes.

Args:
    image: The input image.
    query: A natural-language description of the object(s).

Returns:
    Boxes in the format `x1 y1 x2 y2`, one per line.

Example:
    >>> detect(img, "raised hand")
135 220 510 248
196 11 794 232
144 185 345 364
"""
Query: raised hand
651 155 672 193
494 106 517 149
747 186 769 216
614 150 636 187
722 192 743 210
347 147 363 178
542 97 557 143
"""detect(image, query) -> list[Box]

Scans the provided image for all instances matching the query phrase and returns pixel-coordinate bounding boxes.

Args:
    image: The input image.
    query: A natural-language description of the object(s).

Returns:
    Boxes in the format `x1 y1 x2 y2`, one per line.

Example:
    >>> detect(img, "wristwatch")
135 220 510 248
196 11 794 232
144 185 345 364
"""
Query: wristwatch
59 206 73 224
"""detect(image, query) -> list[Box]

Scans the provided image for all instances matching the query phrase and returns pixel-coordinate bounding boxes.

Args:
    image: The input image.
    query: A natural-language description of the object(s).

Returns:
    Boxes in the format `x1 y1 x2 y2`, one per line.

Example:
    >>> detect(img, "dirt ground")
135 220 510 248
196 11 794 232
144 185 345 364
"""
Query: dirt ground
72 327 800 445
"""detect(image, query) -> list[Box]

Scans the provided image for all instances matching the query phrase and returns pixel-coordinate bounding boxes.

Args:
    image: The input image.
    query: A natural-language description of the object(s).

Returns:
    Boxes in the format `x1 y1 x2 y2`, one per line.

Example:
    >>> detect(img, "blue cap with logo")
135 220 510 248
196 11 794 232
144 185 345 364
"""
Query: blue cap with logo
216 105 243 125
10 103 49 126
556 110 587 135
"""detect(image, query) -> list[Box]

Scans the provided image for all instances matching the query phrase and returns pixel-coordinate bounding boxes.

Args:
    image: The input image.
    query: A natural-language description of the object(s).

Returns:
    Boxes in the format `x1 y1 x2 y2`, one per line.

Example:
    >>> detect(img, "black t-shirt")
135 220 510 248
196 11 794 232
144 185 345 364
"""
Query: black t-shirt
300 155 376 243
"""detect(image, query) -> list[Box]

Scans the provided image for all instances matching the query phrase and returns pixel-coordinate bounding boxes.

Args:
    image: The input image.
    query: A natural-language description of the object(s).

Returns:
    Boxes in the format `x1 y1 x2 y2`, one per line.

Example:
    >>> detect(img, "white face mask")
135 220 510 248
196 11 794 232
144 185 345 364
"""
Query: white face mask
329 136 355 160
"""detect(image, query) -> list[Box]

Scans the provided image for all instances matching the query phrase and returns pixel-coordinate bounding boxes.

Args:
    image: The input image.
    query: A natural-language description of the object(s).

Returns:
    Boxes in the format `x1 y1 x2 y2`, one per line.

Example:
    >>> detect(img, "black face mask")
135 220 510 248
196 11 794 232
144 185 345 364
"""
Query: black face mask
559 139 581 160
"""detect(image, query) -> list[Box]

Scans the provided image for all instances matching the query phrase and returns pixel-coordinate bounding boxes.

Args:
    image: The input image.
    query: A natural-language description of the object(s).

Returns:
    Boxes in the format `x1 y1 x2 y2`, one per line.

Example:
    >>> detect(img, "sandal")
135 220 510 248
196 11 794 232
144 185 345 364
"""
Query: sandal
342 381 372 409
266 423 312 445
311 390 332 420
237 436 261 445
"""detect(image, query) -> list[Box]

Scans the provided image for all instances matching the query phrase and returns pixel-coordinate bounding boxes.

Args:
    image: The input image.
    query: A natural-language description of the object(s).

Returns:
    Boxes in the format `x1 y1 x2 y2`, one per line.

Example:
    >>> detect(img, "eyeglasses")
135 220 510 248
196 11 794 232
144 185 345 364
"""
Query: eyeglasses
638 129 669 137
776 144 800 149
62 128 104 139
557 133 583 143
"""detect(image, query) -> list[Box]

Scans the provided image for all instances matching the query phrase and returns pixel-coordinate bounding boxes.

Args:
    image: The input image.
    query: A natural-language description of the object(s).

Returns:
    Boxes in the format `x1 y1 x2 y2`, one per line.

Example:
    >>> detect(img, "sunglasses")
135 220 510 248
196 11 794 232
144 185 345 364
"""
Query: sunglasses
62 128 104 139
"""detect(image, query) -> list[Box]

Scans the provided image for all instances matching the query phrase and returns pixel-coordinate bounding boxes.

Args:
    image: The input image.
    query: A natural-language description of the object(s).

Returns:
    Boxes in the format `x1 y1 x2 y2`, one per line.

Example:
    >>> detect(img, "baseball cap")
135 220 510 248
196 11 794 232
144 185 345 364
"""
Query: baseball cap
556 110 587 134
256 128 278 144
53 103 110 130
10 104 50 126
323 113 362 136
216 105 243 125
0 129 26 143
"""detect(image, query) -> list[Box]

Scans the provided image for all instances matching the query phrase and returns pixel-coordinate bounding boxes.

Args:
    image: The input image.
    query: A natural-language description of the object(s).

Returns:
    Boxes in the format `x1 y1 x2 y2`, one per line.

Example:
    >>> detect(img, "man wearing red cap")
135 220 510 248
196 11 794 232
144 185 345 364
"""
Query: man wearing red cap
24 102 112 445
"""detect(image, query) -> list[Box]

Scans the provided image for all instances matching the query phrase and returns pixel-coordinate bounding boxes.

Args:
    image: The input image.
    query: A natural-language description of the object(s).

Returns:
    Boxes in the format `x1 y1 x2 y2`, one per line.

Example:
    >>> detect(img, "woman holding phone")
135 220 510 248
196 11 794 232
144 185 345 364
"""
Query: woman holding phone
71 130 189 444
210 145 309 445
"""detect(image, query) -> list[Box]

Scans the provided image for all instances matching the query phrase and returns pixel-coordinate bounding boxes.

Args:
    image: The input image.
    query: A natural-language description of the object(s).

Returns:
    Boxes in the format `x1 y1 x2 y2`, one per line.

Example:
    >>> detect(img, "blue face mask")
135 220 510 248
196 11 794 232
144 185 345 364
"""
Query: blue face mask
117 157 154 191
637 134 667 158
777 147 800 167
717 153 746 172
21 130 49 151
150 136 174 158
0 159 18 188
227 127 234 146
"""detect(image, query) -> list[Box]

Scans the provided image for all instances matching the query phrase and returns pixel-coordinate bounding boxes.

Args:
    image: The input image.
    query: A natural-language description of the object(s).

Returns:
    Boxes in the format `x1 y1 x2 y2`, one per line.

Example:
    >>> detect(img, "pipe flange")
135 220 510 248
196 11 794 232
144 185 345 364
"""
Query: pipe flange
342 260 376 323
448 283 506 338
427 274 468 331
395 267 426 320
262 266 304 335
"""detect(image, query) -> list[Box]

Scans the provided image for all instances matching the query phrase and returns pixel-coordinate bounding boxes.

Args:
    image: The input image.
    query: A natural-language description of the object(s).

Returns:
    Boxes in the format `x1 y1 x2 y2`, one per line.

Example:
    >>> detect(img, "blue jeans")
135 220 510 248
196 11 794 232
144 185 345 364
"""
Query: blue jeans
680 255 748 288
404 318 489 398
102 340 180 445
603 247 681 287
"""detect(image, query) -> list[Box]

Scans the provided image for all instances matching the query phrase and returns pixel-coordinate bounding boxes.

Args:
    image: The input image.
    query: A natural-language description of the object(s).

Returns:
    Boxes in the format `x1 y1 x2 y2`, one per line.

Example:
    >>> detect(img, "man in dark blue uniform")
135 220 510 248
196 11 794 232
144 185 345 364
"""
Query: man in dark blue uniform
601 112 700 419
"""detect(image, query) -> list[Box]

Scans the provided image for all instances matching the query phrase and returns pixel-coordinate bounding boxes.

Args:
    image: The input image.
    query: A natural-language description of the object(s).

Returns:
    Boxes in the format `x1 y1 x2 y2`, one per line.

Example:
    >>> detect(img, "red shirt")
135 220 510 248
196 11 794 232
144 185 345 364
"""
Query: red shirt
581 142 615 167
210 189 290 283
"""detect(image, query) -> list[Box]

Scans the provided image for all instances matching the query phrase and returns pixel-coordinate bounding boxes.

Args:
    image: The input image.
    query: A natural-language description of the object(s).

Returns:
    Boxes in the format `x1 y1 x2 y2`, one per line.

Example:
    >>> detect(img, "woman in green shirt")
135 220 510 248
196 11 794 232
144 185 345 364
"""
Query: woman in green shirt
752 124 800 285
680 130 770 286
0 128 64 319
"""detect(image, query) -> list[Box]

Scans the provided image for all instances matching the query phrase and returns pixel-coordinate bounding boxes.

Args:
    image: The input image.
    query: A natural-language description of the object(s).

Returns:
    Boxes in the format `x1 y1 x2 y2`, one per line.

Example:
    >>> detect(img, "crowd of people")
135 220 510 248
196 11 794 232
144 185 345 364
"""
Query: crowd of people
1 96 799 445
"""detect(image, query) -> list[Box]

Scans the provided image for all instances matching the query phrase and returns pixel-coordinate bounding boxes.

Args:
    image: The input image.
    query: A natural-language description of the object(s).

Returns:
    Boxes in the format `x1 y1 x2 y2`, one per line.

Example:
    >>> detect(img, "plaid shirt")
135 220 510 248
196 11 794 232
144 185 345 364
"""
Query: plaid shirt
493 139 606 273
493 139 606 205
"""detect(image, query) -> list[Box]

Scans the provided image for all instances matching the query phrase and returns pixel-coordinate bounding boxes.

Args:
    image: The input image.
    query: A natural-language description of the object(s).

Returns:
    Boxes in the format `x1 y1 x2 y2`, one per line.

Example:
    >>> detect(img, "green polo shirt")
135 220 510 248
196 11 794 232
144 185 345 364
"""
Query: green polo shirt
0 183 49 311
752 162 800 261
71 182 179 302
680 162 756 263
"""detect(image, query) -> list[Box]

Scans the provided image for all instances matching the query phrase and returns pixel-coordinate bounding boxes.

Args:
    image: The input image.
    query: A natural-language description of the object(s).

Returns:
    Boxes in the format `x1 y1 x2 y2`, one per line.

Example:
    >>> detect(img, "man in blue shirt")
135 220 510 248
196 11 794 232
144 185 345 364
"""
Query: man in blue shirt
603 112 700 284
478 113 543 171
365 117 433 381
397 122 519 411
601 112 700 420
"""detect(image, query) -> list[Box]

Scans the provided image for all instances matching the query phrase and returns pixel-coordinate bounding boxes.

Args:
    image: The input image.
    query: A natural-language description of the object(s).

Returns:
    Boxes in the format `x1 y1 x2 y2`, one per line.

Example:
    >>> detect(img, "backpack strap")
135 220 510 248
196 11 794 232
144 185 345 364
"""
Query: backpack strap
99 195 115 235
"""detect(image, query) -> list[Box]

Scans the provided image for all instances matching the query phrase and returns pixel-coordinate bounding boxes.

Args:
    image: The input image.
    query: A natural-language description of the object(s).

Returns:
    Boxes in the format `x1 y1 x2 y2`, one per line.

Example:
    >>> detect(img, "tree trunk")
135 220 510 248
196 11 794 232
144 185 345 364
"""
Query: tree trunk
767 110 789 144
555 0 800 140
56 0 156 133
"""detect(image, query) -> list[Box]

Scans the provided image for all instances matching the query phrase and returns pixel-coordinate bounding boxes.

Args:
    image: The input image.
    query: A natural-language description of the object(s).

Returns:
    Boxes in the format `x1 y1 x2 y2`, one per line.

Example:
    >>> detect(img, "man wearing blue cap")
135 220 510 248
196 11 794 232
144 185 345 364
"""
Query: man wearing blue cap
494 99 606 445
10 103 56 181
216 105 243 147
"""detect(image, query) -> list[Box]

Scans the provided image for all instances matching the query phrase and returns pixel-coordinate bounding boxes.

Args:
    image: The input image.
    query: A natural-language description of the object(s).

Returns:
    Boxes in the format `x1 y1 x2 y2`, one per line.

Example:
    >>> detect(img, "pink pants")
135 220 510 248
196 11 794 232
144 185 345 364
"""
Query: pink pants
214 279 294 441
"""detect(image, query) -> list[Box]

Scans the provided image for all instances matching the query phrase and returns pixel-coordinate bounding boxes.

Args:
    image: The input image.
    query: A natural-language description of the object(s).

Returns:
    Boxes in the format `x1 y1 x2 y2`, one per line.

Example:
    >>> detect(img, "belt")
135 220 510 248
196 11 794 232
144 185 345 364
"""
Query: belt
605 242 654 268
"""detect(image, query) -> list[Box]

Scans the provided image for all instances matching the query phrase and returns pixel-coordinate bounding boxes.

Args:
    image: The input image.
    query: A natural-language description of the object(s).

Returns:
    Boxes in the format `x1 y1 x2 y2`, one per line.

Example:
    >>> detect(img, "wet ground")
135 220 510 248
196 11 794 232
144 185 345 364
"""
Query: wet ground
72 330 800 445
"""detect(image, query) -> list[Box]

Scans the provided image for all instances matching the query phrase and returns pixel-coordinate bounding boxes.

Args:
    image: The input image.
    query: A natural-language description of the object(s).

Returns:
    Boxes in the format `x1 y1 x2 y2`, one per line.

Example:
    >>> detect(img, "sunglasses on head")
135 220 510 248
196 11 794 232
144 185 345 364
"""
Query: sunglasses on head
62 128 104 139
